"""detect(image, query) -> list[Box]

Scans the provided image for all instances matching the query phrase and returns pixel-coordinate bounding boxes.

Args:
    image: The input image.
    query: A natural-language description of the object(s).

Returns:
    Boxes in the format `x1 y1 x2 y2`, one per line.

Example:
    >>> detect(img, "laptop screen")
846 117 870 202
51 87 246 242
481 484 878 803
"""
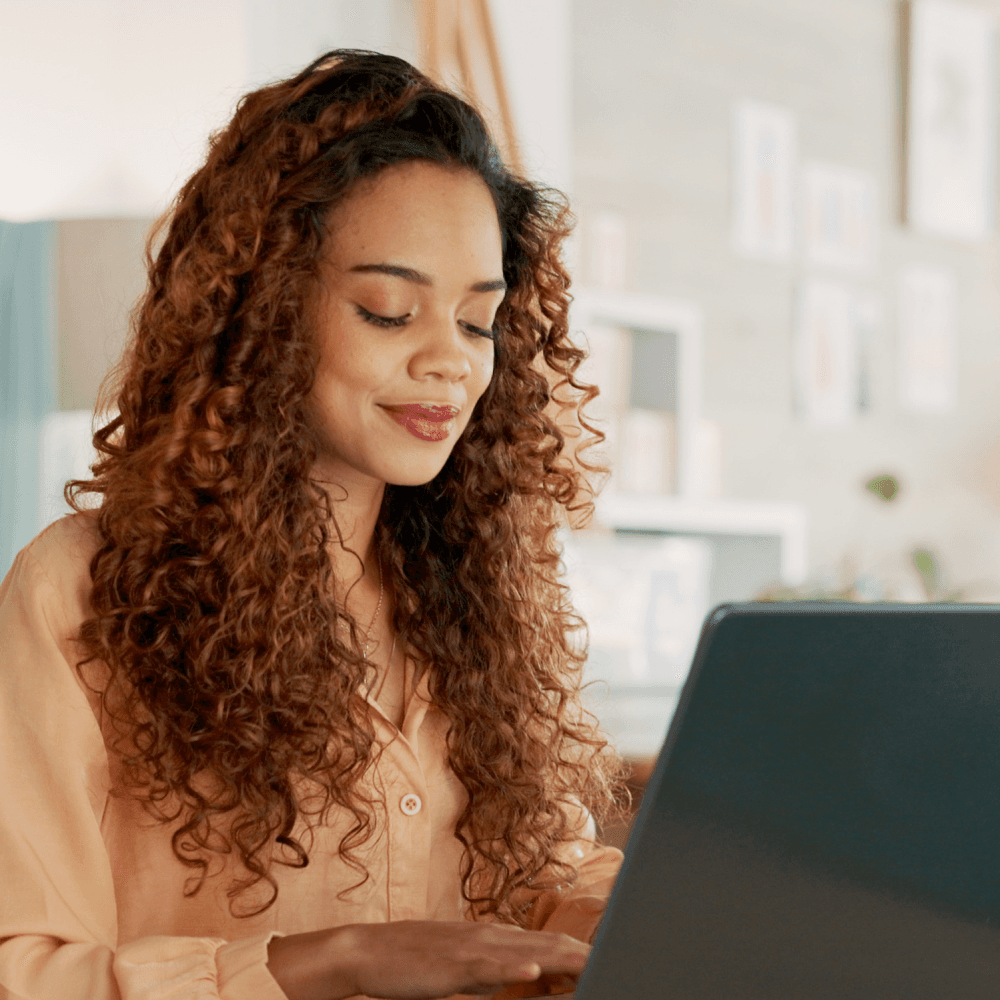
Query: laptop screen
578 602 1000 999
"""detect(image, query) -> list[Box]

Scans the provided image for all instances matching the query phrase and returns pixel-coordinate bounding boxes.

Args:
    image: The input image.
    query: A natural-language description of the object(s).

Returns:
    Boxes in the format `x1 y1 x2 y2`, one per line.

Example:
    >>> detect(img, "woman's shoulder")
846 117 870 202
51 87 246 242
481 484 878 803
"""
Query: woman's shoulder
1 512 113 805
6 511 103 628
24 510 102 578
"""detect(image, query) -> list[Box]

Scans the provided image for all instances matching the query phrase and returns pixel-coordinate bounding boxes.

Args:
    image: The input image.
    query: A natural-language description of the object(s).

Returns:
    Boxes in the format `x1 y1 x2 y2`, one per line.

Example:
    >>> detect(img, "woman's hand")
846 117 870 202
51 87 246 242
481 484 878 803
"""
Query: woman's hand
350 920 589 998
266 919 590 1000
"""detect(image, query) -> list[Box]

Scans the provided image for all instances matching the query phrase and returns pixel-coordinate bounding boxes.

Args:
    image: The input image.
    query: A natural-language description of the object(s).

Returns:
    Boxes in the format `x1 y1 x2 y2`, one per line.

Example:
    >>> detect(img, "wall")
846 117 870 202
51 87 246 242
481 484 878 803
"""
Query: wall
572 0 1000 600
0 0 423 222
28 0 419 412
55 221 149 411
36 0 572 418
0 223 55 575
492 0 573 193
0 0 248 220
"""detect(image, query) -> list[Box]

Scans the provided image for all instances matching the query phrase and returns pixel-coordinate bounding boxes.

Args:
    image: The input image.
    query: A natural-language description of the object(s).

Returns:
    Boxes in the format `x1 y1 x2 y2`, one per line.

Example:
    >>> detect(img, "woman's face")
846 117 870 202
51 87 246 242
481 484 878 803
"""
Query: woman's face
309 160 505 491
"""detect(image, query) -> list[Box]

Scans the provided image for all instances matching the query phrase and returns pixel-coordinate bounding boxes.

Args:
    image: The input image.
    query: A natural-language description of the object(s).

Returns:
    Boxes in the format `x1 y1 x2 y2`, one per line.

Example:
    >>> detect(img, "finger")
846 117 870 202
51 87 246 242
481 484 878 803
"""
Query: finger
542 941 590 969
468 955 541 988
515 961 541 980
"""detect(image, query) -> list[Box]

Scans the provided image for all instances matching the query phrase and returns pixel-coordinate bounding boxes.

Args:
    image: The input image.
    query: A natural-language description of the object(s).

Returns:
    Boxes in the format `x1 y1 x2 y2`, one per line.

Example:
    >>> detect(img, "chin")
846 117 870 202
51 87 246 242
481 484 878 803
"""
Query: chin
387 468 450 488
377 453 453 488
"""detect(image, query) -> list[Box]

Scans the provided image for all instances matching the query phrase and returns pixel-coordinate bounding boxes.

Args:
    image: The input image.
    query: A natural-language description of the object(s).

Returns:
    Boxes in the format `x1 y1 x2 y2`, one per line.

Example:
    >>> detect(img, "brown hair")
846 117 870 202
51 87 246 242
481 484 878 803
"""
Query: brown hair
68 49 630 921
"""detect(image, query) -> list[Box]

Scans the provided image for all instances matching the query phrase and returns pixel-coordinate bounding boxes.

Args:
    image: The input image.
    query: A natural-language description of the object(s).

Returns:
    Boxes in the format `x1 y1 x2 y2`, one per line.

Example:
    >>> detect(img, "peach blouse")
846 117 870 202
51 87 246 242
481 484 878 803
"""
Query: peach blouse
0 513 623 1000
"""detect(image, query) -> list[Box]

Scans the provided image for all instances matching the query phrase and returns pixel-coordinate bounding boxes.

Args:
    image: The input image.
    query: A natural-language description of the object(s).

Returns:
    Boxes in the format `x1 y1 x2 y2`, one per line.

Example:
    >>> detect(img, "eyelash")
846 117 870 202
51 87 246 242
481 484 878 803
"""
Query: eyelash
354 305 495 340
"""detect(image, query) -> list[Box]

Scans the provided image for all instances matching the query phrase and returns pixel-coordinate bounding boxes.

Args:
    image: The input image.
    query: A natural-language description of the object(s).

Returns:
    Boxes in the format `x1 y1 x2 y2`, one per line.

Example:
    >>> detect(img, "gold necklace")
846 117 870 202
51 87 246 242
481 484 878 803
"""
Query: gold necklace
361 559 397 706
362 558 383 661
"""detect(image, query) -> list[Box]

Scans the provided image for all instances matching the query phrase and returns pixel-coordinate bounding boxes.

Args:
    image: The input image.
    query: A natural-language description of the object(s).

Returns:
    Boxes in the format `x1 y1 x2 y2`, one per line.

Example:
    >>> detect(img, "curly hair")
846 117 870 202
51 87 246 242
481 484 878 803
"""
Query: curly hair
67 49 631 922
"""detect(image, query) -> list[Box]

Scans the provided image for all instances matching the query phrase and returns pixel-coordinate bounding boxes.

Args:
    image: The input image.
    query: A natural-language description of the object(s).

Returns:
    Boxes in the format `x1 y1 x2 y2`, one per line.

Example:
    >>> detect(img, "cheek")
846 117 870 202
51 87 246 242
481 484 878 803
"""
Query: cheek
316 312 389 391
474 348 495 394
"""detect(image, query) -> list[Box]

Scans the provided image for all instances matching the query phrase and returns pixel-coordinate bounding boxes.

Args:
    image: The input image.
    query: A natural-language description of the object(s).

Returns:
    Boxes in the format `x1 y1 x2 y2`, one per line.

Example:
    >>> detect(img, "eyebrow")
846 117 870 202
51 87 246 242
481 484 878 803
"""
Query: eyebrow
349 262 506 293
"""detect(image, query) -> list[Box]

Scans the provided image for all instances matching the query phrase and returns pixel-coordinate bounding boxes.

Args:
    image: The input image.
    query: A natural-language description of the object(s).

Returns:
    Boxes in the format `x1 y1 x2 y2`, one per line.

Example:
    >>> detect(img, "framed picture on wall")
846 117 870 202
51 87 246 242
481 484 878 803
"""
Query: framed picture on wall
793 278 866 428
905 0 996 240
731 100 797 260
802 162 878 273
897 264 957 414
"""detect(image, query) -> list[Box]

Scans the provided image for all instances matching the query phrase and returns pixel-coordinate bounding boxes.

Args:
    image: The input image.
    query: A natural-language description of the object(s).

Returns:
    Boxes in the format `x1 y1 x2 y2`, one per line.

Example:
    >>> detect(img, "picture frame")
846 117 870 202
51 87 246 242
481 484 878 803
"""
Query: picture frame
904 0 996 240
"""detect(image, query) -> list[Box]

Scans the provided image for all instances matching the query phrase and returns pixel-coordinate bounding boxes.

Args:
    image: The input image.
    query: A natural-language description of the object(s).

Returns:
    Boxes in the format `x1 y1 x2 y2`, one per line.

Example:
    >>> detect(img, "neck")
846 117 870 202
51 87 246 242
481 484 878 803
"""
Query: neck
312 474 386 597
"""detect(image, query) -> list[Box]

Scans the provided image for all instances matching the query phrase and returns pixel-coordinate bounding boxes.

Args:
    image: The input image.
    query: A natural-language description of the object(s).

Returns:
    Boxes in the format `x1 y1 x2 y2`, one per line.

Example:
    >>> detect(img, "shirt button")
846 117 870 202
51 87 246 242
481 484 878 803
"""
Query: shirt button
399 793 422 815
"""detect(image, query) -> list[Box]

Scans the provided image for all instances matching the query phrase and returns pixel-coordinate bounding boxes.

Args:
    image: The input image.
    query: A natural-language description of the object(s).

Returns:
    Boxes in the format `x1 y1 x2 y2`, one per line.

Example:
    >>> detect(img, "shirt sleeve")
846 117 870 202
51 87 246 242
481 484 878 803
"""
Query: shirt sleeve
510 692 627 946
517 796 624 944
0 538 288 1000
489 796 624 999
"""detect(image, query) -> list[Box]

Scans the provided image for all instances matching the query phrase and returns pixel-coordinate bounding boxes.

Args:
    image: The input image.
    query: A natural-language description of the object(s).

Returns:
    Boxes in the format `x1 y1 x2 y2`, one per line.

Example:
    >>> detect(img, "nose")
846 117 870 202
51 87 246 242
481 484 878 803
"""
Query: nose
408 312 475 382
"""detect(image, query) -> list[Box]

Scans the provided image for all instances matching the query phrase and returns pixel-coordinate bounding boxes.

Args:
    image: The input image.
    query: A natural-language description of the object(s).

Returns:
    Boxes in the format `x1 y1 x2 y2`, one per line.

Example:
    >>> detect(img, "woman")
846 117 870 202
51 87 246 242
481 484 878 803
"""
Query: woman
0 50 629 1000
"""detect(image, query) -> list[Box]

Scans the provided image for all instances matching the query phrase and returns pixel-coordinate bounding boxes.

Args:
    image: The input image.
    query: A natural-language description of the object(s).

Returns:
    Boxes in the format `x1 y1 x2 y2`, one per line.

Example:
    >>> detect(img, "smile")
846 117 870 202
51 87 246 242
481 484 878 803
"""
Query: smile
380 404 459 442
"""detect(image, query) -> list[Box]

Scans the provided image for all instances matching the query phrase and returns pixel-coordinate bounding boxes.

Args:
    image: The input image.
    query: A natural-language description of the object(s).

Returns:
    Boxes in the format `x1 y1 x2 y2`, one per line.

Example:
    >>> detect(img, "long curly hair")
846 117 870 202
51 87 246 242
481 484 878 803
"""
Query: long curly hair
68 49 631 922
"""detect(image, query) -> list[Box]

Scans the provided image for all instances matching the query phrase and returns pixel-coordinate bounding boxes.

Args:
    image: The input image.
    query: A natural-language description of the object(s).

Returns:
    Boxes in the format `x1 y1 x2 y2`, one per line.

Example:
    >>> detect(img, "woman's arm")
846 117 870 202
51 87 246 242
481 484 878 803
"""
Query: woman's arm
0 932 287 1000
264 920 589 1000
488 796 625 999
0 538 286 1000
265 926 359 1000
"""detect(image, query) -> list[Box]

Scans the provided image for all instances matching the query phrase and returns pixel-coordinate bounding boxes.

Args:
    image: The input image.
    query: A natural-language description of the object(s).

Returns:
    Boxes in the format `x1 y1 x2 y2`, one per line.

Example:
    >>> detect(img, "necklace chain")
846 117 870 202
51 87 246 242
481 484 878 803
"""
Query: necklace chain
362 558 383 661
352 557 396 707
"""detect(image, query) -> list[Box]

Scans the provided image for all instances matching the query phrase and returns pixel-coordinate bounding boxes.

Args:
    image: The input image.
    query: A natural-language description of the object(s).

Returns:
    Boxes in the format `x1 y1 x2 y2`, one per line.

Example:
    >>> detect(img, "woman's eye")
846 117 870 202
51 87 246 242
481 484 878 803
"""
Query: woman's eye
461 321 496 340
355 305 409 328
356 304 494 340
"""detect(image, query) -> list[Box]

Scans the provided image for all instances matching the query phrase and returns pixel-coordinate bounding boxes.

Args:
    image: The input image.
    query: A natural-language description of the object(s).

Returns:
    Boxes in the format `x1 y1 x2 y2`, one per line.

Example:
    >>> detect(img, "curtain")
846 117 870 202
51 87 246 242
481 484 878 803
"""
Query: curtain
0 220 55 579
415 0 522 174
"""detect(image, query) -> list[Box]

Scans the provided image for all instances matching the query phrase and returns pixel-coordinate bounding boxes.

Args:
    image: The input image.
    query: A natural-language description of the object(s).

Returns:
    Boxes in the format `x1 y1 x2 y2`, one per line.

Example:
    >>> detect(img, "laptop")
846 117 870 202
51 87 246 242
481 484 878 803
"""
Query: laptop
542 601 1000 999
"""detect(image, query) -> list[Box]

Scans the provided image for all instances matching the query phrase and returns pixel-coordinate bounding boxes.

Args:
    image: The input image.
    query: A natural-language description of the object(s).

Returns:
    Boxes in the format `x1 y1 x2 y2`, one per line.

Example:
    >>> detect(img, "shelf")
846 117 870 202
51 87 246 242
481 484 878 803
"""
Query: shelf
593 493 808 586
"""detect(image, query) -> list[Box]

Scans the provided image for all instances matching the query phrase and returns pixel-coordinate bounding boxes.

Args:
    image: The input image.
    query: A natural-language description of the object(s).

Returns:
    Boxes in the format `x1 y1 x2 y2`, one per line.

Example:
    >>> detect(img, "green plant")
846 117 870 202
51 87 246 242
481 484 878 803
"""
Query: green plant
755 546 964 603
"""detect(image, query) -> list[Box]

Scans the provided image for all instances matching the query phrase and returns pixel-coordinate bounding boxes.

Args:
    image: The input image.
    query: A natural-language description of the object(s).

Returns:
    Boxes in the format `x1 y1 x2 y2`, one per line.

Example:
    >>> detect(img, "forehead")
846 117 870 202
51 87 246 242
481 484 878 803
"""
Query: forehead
323 161 503 267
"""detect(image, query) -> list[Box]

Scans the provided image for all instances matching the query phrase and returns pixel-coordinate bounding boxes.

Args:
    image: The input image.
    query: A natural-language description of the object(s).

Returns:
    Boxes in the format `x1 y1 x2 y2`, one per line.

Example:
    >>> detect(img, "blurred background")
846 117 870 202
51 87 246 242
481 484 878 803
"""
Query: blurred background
5 0 1000 809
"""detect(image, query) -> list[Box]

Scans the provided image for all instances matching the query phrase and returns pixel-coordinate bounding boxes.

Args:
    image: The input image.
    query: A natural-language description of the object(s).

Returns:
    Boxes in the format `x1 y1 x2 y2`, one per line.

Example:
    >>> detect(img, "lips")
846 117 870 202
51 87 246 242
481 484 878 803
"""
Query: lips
381 403 460 422
380 403 460 442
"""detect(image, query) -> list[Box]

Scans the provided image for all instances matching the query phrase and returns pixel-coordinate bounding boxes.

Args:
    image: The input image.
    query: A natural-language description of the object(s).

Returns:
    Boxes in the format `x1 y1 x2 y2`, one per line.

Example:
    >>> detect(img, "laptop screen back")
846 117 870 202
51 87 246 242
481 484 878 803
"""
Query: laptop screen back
578 603 1000 999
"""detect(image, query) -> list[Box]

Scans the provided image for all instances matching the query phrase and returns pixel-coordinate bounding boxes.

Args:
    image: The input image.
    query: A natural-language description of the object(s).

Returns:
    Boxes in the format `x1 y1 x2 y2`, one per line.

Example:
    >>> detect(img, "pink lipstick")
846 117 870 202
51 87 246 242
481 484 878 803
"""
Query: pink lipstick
381 403 459 442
